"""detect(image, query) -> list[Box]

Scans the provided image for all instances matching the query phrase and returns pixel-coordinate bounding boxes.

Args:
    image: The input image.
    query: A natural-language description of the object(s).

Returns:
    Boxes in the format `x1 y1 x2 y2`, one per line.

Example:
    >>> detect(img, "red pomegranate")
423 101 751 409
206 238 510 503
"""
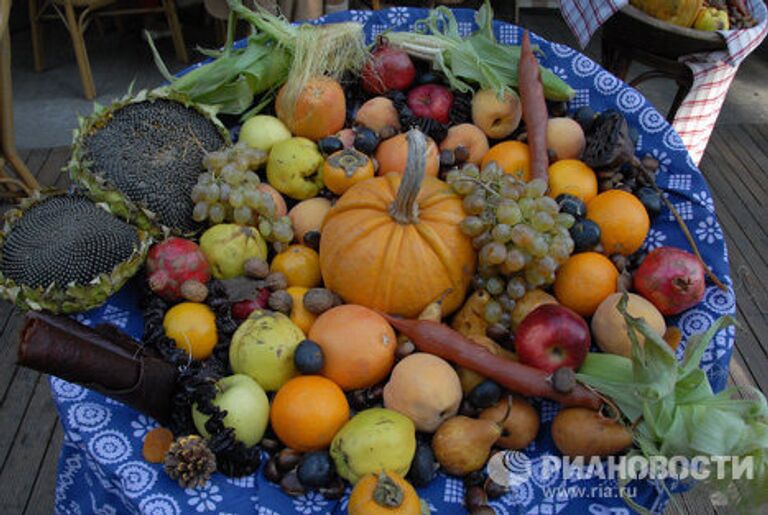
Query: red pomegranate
147 237 210 301
361 38 416 94
633 247 706 316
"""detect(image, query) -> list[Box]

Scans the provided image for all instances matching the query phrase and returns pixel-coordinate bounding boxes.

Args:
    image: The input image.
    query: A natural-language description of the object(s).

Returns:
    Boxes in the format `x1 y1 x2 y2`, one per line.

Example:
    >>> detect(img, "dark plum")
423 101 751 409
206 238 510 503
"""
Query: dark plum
635 187 662 218
353 127 380 155
468 379 502 409
407 442 438 487
555 193 586 219
569 219 601 253
297 451 334 489
294 340 325 374
572 106 596 132
318 136 343 155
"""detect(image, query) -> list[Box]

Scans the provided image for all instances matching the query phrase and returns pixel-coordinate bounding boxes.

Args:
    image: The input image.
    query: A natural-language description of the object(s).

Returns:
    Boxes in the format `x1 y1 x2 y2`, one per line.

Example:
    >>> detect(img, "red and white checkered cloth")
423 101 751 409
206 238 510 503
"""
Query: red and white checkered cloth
559 0 768 164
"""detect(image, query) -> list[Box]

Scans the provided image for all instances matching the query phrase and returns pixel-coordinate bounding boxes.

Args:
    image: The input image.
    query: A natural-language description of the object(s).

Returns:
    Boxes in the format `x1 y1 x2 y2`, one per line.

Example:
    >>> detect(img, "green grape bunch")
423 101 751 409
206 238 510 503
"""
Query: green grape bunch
192 141 294 245
446 162 576 327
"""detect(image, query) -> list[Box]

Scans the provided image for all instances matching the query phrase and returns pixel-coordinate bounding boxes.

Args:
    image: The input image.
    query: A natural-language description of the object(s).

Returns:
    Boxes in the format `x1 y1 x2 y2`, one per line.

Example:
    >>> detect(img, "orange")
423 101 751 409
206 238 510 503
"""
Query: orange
587 190 650 256
480 141 531 181
270 375 350 451
286 286 317 333
554 252 618 316
275 76 346 141
323 149 375 195
548 159 598 202
375 133 440 177
271 244 321 288
308 305 396 391
163 302 218 360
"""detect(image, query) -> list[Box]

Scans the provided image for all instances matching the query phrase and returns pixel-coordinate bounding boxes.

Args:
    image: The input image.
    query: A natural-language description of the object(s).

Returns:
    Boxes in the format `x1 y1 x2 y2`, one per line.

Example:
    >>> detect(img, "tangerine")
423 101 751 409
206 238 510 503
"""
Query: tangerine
587 190 650 256
271 245 321 288
286 286 317 334
270 375 350 451
554 252 618 316
308 305 396 391
548 159 598 202
163 302 218 360
480 141 531 181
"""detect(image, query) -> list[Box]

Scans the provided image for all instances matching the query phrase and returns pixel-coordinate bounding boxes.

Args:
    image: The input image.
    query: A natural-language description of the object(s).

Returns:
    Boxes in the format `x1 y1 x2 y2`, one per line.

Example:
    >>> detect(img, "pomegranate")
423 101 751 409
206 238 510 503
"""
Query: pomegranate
361 38 416 94
147 237 210 301
231 289 270 320
633 247 706 316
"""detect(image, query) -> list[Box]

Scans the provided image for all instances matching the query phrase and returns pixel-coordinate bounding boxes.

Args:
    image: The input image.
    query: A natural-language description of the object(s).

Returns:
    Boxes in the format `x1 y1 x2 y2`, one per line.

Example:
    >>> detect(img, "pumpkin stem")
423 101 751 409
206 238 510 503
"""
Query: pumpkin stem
372 472 405 508
389 129 426 224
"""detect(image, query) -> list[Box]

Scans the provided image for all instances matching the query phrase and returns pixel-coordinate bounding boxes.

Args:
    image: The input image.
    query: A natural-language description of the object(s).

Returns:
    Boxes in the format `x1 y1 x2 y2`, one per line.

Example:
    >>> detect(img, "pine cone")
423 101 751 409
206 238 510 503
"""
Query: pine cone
164 435 217 489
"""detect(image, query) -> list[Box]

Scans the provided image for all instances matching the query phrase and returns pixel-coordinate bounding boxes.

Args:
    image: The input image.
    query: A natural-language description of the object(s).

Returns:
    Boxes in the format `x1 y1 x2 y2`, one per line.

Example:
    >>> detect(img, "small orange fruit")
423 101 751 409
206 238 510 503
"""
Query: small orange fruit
348 471 421 515
323 148 375 195
275 76 346 141
480 141 530 181
142 427 174 463
163 302 218 360
309 305 396 391
554 252 618 316
286 286 317 333
271 245 321 288
548 159 598 202
270 375 350 451
587 190 650 256
375 132 440 177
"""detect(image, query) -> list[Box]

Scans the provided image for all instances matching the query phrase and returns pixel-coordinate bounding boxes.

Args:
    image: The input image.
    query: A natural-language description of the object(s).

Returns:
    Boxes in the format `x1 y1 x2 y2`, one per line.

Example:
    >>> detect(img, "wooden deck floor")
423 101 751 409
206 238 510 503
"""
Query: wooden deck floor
0 125 766 514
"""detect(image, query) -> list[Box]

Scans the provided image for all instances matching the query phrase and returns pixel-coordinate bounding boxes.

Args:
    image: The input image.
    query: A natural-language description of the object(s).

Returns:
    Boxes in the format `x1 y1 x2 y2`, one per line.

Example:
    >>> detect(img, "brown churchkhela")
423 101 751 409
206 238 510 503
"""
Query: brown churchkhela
518 30 549 182
18 311 178 424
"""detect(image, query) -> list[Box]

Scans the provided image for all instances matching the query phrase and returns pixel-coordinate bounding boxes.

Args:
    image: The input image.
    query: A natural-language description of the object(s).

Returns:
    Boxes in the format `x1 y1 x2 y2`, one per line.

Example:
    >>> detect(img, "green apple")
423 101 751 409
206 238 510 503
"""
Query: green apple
239 115 292 152
229 309 305 391
192 374 270 447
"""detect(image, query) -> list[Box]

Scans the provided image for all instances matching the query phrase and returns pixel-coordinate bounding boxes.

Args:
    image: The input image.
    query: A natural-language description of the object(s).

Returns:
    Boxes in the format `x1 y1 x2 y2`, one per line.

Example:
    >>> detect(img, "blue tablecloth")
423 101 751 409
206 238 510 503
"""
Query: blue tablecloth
50 7 736 515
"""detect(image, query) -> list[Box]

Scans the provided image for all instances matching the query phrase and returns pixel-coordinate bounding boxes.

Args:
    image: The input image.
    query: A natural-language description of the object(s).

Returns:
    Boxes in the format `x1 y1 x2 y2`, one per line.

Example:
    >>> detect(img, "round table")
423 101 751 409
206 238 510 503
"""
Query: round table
49 7 736 515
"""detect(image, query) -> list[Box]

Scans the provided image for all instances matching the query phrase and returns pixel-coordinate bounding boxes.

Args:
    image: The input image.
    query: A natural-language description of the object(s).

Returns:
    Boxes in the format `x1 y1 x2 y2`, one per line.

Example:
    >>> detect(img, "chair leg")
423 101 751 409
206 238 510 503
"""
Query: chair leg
63 0 96 100
0 30 39 191
28 0 45 72
162 0 188 64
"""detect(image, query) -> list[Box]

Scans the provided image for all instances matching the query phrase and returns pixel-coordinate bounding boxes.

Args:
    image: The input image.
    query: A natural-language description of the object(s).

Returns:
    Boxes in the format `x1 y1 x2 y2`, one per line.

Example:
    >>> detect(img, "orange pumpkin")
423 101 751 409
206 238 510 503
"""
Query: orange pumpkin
348 471 421 515
320 130 476 317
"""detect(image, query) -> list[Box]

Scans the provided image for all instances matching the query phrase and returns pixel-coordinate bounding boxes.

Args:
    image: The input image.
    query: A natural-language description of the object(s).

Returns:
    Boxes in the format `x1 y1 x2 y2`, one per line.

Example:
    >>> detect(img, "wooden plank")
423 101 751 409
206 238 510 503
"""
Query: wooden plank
707 133 768 241
0 374 59 512
22 149 52 183
34 147 70 188
22 420 62 515
711 127 767 208
0 365 39 470
719 125 768 200
0 310 25 401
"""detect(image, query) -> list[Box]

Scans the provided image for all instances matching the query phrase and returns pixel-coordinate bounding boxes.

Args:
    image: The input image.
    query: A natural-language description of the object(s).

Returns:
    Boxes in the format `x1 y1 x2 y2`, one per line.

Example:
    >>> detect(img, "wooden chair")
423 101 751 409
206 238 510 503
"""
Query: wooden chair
0 0 39 198
28 0 189 100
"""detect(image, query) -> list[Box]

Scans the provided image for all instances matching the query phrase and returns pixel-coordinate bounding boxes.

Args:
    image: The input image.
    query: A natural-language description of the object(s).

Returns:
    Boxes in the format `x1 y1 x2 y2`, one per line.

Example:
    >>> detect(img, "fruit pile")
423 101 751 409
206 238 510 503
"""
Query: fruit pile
5 2 756 513
632 0 758 30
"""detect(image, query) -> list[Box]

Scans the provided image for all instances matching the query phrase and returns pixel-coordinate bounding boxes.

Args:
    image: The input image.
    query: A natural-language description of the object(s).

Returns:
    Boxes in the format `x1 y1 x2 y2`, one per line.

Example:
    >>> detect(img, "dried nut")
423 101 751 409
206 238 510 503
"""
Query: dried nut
303 288 337 315
180 280 208 303
395 338 416 360
265 272 288 291
486 323 510 344
243 258 270 279
319 477 346 499
465 485 488 511
261 437 282 455
454 145 470 164
264 456 283 483
484 478 508 499
280 470 306 497
551 367 576 394
303 230 321 251
470 506 497 515
463 470 486 487
641 155 659 172
268 290 293 315
276 448 302 473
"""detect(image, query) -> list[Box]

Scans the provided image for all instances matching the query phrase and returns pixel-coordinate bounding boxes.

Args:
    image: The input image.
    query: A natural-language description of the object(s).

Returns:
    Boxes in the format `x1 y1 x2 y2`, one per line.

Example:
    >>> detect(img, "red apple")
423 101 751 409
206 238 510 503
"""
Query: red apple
231 289 270 320
514 304 590 373
633 246 706 315
407 84 454 124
